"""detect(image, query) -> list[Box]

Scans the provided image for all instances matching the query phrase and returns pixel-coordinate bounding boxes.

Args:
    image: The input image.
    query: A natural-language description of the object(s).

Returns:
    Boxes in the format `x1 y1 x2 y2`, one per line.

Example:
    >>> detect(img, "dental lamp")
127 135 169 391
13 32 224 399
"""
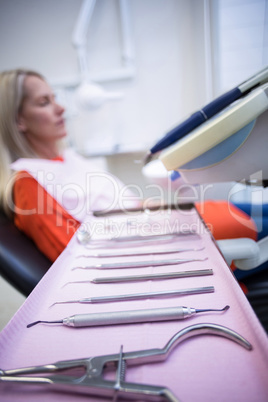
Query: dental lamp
72 0 124 109
74 81 123 109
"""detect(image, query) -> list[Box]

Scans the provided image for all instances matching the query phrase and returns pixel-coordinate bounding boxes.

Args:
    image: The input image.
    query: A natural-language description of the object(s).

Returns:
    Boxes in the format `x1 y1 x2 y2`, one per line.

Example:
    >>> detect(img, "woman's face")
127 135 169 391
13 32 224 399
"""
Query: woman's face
17 75 67 147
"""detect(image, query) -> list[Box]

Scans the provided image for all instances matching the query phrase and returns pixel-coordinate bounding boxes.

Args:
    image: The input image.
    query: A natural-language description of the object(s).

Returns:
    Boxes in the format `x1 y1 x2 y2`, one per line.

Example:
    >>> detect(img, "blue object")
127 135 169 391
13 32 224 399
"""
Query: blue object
169 171 181 181
150 87 241 154
233 202 268 241
233 202 268 280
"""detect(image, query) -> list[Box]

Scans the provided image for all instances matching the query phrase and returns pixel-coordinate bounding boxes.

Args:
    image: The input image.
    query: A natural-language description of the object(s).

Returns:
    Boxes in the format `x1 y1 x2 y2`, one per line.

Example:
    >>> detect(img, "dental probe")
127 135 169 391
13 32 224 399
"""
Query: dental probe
65 268 213 285
77 246 205 258
72 257 208 270
27 305 229 328
50 286 214 306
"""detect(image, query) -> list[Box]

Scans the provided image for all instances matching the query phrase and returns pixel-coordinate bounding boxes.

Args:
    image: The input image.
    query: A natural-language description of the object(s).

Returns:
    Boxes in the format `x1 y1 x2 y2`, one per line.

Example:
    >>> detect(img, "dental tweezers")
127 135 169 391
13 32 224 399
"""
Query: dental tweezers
0 323 252 401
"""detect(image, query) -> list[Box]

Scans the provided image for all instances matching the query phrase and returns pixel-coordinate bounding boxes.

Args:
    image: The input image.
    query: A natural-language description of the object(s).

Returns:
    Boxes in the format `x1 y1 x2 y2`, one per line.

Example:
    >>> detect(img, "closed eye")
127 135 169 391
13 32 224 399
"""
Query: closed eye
37 94 55 106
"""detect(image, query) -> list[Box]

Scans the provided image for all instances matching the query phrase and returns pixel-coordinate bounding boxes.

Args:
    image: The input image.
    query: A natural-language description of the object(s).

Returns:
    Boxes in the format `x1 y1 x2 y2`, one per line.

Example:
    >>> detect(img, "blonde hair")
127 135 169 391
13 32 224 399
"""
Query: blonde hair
0 69 44 216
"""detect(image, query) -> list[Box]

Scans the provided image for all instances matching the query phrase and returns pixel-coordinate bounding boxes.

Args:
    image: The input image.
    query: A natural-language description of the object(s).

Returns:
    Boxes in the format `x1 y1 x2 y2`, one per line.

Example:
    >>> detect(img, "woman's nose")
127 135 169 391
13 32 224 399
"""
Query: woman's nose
55 102 65 115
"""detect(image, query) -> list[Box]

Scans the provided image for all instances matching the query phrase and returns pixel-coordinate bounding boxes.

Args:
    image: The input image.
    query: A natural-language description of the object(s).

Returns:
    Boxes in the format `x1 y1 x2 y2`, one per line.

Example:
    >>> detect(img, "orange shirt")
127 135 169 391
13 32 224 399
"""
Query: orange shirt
195 200 257 241
13 171 80 262
13 172 257 263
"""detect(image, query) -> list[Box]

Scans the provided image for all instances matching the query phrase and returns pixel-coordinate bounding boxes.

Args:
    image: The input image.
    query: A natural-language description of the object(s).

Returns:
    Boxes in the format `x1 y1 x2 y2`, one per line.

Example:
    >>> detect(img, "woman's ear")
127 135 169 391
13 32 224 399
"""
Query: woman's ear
17 114 26 133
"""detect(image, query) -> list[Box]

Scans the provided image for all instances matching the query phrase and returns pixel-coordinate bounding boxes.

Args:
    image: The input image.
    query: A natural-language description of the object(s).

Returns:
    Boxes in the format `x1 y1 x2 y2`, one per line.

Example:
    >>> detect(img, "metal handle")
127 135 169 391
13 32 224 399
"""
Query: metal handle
80 258 207 270
88 286 215 303
120 323 252 366
92 269 213 284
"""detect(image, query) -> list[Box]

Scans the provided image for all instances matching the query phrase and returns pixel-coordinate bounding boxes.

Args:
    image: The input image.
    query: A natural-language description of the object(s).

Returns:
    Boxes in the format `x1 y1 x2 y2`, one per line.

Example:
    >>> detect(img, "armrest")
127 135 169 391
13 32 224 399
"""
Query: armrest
0 211 51 296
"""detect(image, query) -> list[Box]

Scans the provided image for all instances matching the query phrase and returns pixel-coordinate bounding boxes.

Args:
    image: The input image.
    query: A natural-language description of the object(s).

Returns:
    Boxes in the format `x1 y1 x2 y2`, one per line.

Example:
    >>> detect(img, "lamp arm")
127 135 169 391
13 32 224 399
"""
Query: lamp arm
72 0 96 48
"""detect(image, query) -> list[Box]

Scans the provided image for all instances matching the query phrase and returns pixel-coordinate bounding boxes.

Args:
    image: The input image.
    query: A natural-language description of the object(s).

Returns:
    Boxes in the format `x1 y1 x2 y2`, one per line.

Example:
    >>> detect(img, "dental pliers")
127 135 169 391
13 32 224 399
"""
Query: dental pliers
0 323 252 401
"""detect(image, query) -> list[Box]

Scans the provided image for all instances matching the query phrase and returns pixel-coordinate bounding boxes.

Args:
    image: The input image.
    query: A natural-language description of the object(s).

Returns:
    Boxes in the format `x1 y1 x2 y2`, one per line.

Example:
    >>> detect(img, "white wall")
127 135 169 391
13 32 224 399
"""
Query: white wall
0 0 267 200
0 0 211 155
215 0 268 93
0 0 79 79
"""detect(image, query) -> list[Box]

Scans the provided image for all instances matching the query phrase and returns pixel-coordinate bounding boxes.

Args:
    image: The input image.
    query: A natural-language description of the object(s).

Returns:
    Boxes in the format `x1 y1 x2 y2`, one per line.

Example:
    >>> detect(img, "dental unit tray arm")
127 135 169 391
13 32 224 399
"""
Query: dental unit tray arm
145 66 268 185
159 83 268 172
0 323 252 401
149 66 268 156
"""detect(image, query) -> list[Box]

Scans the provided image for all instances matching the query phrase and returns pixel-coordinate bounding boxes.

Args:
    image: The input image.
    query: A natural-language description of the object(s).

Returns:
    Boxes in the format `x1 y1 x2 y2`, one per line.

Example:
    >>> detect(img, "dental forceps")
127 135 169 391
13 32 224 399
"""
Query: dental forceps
0 323 252 402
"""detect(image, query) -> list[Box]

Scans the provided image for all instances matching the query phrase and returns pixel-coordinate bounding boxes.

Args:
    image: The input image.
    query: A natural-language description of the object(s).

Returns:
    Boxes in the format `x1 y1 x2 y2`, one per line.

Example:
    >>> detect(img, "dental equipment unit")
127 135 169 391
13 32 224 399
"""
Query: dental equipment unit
145 66 268 272
0 323 251 401
27 306 229 328
153 66 268 185
146 66 268 161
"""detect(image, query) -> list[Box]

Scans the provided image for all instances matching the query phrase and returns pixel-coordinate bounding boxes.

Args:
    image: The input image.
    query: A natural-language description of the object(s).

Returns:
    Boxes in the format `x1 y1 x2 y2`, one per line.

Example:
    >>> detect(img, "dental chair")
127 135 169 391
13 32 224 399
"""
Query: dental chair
145 66 268 331
0 210 51 296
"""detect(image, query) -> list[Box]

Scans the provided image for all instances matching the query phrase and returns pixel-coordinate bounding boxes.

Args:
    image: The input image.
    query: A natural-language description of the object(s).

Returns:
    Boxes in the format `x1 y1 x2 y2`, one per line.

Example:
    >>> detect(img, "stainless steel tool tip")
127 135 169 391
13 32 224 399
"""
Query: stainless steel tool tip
27 319 63 328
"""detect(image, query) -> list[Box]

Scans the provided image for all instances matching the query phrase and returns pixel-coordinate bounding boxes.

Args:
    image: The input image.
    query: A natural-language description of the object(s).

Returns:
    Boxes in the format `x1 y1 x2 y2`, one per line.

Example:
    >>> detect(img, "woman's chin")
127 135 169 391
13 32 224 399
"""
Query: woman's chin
57 130 68 140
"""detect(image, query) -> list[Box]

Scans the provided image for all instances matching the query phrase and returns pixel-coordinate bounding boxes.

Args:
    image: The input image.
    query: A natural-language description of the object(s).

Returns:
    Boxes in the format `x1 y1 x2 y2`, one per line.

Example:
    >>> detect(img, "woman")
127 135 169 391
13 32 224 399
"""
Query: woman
0 69 257 263
0 69 140 261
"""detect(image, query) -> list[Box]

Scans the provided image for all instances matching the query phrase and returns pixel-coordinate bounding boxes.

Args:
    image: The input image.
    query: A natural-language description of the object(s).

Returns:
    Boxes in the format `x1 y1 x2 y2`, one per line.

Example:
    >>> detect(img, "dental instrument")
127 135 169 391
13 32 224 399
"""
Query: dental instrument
77 228 198 247
0 323 252 402
93 202 193 216
65 268 213 285
72 257 207 270
50 285 214 306
27 305 229 328
77 246 204 258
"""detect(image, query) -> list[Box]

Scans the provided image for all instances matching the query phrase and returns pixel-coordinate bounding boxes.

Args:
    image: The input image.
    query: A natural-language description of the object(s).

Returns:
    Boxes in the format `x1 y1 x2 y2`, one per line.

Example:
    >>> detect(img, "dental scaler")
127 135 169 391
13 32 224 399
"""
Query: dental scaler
27 305 229 328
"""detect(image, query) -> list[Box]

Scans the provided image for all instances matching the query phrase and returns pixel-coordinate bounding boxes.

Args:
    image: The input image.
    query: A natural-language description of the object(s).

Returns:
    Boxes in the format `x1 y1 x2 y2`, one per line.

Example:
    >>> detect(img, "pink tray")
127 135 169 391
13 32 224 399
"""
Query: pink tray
1 206 268 401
